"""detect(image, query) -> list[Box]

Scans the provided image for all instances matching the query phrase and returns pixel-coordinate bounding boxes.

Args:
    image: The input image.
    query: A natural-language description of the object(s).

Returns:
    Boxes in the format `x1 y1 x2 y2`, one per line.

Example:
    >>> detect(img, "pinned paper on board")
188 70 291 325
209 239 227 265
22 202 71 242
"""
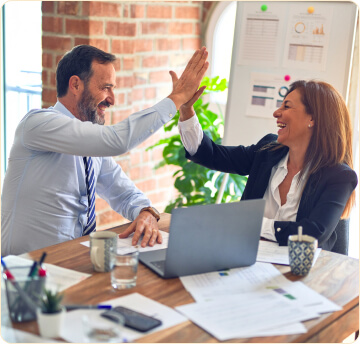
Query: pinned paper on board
246 72 307 119
282 4 333 71
237 3 285 67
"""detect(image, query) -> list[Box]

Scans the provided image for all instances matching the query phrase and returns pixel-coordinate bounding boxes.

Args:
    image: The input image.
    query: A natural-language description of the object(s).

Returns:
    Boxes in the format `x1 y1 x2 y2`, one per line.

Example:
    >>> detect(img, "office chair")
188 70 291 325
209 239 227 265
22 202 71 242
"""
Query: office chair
331 218 350 255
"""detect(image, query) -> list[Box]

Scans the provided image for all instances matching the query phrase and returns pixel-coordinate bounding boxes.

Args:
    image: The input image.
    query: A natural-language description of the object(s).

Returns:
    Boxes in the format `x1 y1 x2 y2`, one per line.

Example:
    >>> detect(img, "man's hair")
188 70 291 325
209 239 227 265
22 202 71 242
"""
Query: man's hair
56 45 116 98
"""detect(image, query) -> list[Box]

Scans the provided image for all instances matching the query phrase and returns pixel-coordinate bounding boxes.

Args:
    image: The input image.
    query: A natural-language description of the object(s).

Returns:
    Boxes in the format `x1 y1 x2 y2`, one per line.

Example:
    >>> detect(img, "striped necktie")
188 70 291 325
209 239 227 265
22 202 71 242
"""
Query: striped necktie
83 157 96 235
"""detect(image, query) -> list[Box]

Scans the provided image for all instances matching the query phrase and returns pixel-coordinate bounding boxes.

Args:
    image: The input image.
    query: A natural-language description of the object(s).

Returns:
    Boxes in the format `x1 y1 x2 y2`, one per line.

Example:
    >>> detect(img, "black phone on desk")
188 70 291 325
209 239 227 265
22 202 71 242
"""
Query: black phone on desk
101 306 162 332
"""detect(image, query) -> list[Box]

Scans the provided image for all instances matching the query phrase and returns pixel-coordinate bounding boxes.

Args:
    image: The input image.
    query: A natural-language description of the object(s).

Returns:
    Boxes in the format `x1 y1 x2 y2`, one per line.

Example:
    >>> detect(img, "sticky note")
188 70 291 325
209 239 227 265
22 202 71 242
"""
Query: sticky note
308 6 314 14
261 4 268 12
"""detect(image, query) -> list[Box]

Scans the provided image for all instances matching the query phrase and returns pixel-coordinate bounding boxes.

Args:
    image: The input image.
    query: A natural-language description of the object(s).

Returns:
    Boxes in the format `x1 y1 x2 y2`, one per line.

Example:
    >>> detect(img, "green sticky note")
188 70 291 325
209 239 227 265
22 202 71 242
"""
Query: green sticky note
261 4 268 11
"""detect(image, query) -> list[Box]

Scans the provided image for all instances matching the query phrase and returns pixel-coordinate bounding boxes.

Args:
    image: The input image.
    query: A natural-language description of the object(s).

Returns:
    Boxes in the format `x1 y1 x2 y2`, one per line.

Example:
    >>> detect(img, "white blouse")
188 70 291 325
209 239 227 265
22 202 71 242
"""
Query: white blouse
178 115 308 242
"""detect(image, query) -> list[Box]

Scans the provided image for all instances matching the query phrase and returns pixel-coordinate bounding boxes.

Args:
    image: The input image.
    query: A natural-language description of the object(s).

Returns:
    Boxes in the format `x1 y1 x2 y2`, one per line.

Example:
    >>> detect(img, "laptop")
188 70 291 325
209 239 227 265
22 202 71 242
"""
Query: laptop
139 199 265 279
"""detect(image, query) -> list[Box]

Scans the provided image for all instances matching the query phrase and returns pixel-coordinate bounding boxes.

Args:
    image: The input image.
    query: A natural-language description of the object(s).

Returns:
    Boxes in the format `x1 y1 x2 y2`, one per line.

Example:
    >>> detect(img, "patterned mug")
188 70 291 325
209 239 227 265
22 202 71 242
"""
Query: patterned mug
288 234 318 276
89 232 117 272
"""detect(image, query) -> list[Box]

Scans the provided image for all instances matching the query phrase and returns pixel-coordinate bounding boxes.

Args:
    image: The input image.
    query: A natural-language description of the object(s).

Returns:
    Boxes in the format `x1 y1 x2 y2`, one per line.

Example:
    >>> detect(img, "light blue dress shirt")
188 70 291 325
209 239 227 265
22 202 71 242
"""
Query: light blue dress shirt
1 99 176 255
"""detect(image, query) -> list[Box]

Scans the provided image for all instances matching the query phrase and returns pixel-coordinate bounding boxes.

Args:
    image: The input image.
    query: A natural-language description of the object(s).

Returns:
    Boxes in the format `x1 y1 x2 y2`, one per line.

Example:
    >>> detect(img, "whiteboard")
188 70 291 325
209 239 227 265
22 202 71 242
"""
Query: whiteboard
223 1 358 146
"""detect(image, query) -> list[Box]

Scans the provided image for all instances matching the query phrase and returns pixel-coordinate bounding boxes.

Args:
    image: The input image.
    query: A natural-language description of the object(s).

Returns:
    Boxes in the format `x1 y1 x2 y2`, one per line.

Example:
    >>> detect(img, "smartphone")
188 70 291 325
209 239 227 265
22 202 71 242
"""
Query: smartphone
101 306 162 332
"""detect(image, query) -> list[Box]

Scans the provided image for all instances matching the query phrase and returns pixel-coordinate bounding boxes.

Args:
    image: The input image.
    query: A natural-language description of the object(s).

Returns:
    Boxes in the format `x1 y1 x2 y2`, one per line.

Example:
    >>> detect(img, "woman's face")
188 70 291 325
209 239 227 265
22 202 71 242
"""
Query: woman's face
273 89 314 149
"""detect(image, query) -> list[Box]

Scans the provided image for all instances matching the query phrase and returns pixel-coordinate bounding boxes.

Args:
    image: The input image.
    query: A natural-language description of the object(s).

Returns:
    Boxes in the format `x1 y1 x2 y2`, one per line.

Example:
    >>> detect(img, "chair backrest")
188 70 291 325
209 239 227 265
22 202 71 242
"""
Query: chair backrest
331 218 350 255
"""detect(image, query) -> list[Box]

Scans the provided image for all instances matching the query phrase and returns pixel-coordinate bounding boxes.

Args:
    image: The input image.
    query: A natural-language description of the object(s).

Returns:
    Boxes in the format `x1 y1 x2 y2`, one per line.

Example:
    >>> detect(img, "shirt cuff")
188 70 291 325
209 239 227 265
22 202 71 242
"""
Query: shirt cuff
178 115 203 156
260 217 277 242
154 98 177 125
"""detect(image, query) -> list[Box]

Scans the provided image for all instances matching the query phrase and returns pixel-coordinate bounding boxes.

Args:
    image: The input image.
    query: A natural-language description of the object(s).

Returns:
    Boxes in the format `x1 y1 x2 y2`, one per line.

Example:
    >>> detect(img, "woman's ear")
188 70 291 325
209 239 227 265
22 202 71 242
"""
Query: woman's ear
68 75 83 96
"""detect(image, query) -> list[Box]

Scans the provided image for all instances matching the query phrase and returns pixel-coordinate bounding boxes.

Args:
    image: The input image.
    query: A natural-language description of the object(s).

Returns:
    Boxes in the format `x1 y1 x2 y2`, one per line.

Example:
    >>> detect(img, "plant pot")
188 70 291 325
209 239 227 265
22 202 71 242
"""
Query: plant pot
37 307 65 338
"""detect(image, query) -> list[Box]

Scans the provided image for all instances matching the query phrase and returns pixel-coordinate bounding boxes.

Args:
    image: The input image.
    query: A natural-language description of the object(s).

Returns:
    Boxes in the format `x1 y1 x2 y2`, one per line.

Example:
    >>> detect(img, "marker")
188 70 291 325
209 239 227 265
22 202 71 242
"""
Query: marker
38 252 47 266
27 261 38 278
64 304 112 311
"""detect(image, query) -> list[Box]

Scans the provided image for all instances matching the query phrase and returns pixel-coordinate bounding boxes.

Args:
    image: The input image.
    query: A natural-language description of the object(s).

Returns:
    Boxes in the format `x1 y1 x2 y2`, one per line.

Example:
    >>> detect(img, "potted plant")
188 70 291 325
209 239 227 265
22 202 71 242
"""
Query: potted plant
36 288 65 338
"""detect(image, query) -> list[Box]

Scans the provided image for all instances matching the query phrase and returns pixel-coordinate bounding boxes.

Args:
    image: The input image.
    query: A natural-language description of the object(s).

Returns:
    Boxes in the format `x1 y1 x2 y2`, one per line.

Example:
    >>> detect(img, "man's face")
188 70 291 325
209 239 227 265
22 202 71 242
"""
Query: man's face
77 61 116 125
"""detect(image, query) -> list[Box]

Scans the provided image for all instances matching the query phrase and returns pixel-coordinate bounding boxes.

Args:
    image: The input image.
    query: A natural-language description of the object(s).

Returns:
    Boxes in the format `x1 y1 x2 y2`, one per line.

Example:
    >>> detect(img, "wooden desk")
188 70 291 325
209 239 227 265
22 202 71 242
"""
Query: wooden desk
15 213 359 343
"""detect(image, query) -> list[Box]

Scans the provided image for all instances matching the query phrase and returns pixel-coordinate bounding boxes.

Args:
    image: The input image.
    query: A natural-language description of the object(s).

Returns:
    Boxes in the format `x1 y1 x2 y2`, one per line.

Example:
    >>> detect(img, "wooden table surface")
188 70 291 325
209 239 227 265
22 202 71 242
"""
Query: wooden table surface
14 213 359 343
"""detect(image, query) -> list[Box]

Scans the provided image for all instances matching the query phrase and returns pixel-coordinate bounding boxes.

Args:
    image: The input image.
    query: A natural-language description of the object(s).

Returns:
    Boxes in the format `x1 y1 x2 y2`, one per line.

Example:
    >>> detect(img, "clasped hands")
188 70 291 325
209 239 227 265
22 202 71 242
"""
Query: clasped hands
119 47 209 248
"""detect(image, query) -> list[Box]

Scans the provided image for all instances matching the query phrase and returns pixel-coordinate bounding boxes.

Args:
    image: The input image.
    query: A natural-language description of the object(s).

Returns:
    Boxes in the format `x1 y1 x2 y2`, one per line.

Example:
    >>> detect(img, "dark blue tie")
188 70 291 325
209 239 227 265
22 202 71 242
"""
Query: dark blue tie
83 157 96 235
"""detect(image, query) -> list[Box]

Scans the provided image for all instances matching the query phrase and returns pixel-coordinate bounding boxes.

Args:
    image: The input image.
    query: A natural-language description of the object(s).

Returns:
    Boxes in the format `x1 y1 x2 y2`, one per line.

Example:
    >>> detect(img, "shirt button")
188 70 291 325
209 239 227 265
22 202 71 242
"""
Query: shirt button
169 113 173 117
277 227 281 232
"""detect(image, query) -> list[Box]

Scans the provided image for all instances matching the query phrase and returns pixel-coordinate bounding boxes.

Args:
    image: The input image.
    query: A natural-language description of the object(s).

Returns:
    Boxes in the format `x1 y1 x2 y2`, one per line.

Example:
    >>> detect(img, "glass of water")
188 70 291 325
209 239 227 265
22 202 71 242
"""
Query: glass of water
111 248 139 289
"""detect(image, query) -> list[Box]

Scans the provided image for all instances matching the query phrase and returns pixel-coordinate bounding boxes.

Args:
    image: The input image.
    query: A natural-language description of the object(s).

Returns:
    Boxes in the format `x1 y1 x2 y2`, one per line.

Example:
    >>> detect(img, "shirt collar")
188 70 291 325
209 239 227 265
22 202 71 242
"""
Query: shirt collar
52 101 76 120
277 151 309 181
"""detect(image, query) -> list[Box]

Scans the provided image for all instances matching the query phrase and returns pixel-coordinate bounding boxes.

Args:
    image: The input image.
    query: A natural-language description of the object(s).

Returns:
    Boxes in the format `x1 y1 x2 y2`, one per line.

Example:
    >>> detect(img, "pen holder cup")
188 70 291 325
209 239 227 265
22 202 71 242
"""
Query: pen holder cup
3 266 46 322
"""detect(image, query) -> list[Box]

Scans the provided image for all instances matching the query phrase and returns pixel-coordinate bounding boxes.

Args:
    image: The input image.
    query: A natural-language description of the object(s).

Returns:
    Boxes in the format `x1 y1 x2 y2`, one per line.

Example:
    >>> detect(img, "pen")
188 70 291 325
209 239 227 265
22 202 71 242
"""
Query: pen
27 261 38 277
64 304 112 311
38 252 47 266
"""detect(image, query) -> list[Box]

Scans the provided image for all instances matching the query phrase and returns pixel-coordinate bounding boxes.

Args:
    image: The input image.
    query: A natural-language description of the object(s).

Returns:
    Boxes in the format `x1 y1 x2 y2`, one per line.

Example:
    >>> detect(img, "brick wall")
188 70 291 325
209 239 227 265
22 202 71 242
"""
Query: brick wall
41 1 215 230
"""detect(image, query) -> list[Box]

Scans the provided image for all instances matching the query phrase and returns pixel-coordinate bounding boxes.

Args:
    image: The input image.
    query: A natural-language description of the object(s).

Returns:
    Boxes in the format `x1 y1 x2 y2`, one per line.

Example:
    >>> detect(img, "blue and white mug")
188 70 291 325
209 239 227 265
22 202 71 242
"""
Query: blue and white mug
288 234 318 276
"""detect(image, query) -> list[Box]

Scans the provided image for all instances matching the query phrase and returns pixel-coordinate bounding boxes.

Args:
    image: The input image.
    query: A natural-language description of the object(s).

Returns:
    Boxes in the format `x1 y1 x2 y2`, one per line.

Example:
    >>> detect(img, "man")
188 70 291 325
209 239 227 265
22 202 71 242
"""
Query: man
1 44 208 256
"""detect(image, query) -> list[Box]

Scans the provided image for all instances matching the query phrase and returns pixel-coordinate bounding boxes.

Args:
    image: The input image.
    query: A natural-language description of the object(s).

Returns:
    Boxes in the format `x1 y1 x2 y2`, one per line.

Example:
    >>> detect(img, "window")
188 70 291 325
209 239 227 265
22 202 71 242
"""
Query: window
2 1 42 184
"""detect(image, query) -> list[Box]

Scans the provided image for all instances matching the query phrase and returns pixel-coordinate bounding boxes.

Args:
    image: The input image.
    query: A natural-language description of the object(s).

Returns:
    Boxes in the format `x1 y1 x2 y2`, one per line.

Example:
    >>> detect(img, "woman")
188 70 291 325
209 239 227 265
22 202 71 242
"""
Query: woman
178 80 357 251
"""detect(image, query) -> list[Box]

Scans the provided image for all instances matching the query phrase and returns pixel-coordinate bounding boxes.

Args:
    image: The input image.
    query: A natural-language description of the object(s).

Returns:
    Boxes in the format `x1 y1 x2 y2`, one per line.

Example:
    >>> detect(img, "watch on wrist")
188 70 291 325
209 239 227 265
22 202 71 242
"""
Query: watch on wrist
140 206 160 221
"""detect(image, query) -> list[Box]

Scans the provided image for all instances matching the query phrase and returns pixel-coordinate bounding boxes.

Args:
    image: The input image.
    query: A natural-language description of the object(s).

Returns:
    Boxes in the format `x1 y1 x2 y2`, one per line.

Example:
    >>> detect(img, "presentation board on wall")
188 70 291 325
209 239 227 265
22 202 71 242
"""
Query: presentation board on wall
223 1 358 146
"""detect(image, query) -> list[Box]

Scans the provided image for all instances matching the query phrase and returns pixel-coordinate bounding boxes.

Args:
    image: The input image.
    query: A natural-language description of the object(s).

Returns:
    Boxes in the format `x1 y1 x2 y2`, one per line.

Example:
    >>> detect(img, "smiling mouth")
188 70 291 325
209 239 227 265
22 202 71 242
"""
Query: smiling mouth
277 123 286 129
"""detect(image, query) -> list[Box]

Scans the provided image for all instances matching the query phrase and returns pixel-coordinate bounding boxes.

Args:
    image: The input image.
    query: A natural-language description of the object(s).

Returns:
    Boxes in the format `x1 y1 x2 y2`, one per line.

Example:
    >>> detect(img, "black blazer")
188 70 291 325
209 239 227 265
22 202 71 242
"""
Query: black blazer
185 133 358 251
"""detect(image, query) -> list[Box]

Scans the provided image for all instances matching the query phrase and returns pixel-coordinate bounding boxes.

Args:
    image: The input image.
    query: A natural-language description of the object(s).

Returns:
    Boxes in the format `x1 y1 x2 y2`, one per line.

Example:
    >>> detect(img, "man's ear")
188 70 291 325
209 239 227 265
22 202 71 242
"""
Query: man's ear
68 75 83 96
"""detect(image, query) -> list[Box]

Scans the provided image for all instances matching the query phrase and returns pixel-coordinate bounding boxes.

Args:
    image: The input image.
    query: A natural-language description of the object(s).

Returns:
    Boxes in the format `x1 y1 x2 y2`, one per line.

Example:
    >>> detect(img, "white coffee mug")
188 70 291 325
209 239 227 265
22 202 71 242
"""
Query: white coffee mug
89 232 117 272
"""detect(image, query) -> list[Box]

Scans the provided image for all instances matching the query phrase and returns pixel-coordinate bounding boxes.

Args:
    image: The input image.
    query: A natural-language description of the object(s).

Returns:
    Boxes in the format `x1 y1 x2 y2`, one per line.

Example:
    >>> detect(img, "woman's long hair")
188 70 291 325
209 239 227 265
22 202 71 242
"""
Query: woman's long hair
286 80 355 218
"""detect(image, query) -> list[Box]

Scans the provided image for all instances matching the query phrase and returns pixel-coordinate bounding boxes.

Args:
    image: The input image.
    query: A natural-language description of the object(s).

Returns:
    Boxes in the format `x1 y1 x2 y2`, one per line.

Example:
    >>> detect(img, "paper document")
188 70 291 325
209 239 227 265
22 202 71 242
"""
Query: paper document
81 230 169 254
1 327 63 343
61 293 187 343
3 255 91 292
256 240 322 265
176 291 313 340
180 262 291 302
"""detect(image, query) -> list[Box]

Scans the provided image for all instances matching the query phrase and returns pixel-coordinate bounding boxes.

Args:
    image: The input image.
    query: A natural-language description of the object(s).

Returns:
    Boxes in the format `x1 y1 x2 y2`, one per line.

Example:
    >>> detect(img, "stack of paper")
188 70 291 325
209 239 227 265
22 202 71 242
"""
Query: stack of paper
177 262 340 340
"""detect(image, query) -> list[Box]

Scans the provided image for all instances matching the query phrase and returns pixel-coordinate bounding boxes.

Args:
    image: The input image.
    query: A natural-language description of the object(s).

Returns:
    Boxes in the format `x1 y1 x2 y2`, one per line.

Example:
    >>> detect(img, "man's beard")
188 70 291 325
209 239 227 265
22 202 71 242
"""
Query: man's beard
77 86 109 125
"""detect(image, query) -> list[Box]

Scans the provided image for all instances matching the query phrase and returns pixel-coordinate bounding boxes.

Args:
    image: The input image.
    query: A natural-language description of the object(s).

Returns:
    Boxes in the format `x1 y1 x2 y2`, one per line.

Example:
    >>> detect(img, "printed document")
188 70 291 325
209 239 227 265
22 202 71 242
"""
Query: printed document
81 230 169 254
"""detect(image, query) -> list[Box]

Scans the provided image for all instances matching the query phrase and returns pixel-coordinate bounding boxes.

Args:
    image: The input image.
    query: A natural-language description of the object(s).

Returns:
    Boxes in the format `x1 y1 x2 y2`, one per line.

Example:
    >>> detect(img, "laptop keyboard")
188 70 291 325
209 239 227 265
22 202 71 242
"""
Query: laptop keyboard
150 260 165 272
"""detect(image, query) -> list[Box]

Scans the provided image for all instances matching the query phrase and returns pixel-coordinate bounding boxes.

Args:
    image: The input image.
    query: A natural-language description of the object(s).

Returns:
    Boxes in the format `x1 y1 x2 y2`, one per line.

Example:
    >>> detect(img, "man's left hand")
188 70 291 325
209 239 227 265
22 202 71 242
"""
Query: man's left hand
118 211 162 247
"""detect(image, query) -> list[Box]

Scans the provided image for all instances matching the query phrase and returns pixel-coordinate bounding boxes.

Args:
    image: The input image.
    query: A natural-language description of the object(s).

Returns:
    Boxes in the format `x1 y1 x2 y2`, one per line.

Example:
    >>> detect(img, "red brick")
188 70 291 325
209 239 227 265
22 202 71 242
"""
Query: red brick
95 198 110 212
74 38 89 46
130 151 142 166
66 19 89 35
88 38 109 52
113 59 121 71
43 16 63 33
123 4 129 18
195 23 201 35
112 40 134 54
133 73 148 85
89 21 104 36
57 1 79 16
145 87 156 100
158 175 175 188
116 76 133 89
156 38 181 51
169 22 193 35
183 37 201 50
42 2 55 14
83 2 122 17
148 190 172 204
142 55 168 68
123 57 134 71
130 165 153 181
136 179 157 193
98 210 125 227
149 71 170 84
50 72 56 87
131 88 143 102
131 4 145 18
175 6 200 19
42 53 53 68
134 40 153 53
112 109 132 124
141 22 167 35
106 22 136 37
42 89 57 103
42 36 72 52
147 6 172 19
116 93 126 105
42 71 48 86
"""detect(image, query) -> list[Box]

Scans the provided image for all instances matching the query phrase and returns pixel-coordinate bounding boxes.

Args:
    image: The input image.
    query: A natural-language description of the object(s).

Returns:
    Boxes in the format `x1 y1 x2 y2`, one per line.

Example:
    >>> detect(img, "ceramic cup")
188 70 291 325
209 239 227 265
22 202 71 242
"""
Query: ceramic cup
89 232 117 272
288 234 318 276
